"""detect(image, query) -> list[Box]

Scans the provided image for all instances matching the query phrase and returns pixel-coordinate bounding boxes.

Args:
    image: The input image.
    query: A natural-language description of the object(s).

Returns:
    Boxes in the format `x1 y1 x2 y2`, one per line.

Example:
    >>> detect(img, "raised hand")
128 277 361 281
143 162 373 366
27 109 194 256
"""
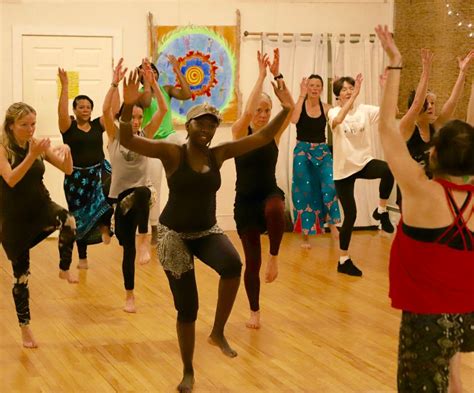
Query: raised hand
354 73 363 96
29 138 51 157
299 77 309 97
271 79 294 111
58 68 68 87
123 69 141 105
112 57 128 85
375 25 401 65
421 48 434 72
167 54 180 72
458 49 474 73
268 48 280 77
257 50 269 79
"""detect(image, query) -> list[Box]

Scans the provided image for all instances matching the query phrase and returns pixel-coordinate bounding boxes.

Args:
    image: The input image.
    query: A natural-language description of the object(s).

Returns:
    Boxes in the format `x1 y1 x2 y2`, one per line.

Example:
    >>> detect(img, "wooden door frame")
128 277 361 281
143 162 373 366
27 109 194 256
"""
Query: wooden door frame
12 25 122 102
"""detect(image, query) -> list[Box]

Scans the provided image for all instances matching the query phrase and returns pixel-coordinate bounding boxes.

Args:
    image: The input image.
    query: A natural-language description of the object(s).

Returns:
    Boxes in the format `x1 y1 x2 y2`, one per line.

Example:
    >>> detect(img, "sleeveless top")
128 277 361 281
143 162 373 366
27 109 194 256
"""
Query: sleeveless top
108 128 149 199
389 179 474 314
235 127 279 198
141 85 174 140
0 143 52 255
159 145 221 232
296 99 327 143
406 123 435 171
61 117 105 167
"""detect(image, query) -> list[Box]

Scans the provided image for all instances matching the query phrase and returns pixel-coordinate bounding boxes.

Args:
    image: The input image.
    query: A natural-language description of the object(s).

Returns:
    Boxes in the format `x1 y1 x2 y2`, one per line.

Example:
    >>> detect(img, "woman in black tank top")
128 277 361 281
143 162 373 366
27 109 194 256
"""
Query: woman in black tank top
0 102 78 349
232 50 291 330
57 67 115 269
119 68 294 392
290 74 341 249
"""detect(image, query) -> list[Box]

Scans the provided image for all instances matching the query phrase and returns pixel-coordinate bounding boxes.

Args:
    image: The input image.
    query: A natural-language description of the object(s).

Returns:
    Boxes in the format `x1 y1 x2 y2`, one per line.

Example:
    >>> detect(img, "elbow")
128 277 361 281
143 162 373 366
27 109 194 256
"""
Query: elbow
5 177 18 188
64 167 73 176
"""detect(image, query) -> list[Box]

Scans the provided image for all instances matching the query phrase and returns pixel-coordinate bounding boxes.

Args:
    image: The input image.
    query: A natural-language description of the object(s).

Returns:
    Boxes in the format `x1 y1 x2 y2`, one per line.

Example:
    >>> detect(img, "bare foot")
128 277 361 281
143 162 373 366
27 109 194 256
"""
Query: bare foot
265 255 278 283
101 231 111 245
59 270 79 283
329 224 340 241
77 258 88 269
21 326 38 349
136 234 151 265
208 333 238 358
177 372 194 392
301 241 311 249
123 295 136 313
245 310 261 329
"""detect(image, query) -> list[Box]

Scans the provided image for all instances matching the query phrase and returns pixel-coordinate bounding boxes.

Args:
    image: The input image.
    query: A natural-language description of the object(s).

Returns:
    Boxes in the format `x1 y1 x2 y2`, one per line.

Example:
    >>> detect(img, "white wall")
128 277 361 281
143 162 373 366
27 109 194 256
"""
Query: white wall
1 0 393 230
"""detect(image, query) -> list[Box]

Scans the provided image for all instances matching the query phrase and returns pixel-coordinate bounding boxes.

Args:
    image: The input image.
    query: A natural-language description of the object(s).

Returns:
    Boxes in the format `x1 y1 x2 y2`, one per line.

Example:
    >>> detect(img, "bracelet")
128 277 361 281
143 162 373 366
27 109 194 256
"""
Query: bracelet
387 66 403 70
274 73 284 80
111 82 118 87
299 95 306 99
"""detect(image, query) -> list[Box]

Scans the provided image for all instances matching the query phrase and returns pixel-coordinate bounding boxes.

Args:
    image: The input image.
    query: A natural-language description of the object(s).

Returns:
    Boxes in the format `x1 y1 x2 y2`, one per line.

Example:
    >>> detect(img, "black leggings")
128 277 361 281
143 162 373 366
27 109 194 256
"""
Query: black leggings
115 187 151 290
165 233 242 323
240 196 285 312
334 159 394 251
10 208 75 326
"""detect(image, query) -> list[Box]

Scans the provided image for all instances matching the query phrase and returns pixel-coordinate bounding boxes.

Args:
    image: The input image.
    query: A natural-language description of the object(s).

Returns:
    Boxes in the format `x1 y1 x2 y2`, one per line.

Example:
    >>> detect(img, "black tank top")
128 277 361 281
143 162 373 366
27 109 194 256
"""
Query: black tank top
62 117 105 167
235 127 279 197
160 145 221 232
295 99 327 143
406 123 435 170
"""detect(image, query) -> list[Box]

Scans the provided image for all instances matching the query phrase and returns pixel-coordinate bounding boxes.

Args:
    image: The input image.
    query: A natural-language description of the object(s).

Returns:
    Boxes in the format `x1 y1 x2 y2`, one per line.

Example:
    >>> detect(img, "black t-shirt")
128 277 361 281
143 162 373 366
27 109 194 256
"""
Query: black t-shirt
296 99 327 143
62 117 105 167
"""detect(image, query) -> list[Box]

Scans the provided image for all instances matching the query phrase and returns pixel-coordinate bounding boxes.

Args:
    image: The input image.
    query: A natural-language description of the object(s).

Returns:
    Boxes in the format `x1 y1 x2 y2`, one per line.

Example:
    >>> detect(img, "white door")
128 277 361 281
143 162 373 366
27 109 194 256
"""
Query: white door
22 35 113 207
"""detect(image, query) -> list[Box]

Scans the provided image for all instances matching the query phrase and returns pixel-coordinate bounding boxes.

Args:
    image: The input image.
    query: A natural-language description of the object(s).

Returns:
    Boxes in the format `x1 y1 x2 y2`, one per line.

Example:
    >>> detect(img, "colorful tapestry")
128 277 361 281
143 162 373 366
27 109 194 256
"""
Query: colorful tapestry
154 25 240 124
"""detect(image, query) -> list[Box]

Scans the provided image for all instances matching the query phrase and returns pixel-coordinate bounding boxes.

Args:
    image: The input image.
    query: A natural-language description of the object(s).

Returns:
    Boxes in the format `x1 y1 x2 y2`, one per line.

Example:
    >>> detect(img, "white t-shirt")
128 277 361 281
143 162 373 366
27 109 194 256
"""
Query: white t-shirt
108 129 150 199
328 104 379 180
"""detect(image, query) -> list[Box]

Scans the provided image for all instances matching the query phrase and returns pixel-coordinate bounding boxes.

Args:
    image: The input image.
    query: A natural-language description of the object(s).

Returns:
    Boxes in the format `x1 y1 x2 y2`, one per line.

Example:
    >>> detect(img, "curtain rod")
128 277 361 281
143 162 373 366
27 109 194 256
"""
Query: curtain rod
243 31 376 38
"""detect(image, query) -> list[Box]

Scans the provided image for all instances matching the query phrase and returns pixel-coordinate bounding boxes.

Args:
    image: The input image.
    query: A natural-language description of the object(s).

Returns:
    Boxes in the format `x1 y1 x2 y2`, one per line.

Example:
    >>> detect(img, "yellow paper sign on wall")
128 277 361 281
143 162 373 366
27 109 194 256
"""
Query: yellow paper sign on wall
57 71 79 99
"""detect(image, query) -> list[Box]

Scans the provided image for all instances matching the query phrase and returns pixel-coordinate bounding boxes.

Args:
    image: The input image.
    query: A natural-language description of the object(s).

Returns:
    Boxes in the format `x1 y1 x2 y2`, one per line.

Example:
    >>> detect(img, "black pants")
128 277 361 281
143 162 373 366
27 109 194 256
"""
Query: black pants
165 233 242 323
10 208 75 326
334 159 394 251
115 187 151 290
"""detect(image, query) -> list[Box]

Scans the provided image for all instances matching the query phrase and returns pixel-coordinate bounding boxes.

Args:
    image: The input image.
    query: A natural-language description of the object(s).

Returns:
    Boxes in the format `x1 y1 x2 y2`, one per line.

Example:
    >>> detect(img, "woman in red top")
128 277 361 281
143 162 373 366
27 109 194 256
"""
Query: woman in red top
375 25 473 393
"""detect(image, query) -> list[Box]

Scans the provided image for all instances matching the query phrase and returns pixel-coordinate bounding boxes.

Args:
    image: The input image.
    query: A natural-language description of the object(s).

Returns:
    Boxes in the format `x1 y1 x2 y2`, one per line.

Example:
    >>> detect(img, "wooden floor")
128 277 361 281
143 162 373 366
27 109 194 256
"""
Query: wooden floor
1 229 473 392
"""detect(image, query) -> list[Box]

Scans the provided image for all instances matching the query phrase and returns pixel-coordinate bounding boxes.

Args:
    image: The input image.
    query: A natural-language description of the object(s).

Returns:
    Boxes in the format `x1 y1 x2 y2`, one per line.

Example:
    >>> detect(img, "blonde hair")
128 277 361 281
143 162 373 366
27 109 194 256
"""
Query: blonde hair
2 102 36 160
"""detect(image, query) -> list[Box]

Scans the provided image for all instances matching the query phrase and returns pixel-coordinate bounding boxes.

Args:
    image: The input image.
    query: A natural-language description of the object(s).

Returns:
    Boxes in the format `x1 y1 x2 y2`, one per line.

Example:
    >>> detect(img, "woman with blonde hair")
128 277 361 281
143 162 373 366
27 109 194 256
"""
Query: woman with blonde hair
0 102 78 348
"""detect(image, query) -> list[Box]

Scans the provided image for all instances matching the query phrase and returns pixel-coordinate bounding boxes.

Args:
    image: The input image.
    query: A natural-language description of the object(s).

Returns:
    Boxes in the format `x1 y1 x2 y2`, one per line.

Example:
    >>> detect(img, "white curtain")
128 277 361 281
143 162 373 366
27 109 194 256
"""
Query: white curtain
331 34 385 227
262 34 328 215
257 33 384 227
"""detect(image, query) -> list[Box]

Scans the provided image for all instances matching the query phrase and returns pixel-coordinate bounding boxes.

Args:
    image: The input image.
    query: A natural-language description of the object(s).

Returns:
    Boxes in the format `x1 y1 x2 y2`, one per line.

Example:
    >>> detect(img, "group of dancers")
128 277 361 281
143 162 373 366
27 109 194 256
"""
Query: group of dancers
0 25 472 393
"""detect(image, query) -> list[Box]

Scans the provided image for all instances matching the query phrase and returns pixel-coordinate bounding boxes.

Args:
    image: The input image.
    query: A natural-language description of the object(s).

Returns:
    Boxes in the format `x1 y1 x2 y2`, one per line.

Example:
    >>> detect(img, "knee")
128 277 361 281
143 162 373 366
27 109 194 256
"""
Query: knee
265 198 284 217
219 257 242 279
134 187 151 204
177 303 199 323
342 211 356 227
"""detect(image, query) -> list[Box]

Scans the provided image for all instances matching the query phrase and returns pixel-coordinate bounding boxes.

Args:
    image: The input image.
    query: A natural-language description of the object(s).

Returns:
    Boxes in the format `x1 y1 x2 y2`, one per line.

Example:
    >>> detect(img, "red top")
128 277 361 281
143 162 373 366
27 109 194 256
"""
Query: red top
389 179 474 314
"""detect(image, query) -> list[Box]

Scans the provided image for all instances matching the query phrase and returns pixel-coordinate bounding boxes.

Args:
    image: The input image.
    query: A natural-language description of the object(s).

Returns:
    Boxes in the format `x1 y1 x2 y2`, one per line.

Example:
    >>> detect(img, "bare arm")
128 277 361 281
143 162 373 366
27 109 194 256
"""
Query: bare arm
375 25 429 193
231 51 269 140
143 77 168 139
137 58 153 108
0 139 51 188
290 77 308 124
57 68 72 133
166 54 192 100
214 80 293 164
119 70 179 168
330 74 363 129
45 144 73 175
102 58 127 140
467 81 474 126
399 49 433 140
433 50 474 130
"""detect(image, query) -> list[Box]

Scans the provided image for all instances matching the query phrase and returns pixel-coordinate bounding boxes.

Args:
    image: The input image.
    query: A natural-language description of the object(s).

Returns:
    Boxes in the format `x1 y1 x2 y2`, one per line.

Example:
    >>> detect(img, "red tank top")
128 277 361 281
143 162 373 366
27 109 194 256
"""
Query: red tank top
389 179 474 314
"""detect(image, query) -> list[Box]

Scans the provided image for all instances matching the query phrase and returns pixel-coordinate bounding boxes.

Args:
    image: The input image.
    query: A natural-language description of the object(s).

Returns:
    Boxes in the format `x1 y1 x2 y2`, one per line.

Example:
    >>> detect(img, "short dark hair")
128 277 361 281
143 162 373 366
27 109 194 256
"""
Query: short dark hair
430 120 474 176
73 95 94 110
332 76 355 97
308 74 324 88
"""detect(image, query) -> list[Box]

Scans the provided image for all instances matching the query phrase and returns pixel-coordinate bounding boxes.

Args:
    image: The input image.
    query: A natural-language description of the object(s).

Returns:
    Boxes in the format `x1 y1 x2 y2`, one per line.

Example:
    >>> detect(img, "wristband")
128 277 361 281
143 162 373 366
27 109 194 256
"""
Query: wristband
274 73 283 80
111 82 118 87
387 66 403 70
